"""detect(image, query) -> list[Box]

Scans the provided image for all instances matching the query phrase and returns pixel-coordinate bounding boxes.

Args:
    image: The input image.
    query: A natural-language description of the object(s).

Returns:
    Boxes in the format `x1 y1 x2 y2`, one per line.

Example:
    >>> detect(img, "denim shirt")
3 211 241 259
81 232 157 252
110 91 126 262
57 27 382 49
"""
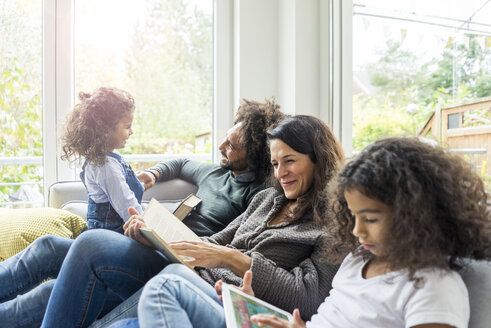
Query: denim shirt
80 152 144 233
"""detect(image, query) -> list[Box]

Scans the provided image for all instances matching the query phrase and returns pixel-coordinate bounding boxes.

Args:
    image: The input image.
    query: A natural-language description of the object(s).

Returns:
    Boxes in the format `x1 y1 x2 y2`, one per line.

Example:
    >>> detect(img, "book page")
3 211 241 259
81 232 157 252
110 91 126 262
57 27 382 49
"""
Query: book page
139 227 196 270
143 198 201 243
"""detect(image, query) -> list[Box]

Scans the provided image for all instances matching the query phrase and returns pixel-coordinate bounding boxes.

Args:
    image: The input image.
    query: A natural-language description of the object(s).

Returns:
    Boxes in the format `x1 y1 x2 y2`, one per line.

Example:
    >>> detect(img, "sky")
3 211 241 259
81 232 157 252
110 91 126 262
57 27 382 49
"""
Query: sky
75 0 212 46
353 0 491 68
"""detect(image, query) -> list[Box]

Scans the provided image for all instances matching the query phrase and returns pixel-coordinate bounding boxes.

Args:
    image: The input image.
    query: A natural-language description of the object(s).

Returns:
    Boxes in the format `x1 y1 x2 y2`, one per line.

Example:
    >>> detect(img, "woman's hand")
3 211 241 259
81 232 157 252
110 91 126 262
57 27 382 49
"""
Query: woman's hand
251 309 306 328
136 170 156 190
169 241 252 276
215 270 255 301
123 207 153 247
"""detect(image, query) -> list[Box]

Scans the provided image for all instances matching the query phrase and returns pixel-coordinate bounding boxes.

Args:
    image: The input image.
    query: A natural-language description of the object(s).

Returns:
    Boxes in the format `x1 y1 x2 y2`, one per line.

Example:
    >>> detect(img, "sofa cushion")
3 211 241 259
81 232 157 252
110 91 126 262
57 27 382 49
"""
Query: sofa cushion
61 201 90 220
0 207 87 261
49 179 199 220
460 260 491 328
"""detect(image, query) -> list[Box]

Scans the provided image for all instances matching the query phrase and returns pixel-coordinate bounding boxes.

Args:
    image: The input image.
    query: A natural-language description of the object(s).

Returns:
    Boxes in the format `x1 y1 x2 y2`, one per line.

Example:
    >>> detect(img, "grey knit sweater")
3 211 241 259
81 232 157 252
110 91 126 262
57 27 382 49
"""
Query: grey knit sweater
197 187 339 319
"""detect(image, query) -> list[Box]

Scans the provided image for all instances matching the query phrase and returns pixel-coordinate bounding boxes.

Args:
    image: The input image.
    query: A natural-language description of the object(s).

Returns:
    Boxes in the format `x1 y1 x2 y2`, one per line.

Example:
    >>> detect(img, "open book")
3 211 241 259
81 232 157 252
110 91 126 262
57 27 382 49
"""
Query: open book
139 195 202 269
222 283 293 328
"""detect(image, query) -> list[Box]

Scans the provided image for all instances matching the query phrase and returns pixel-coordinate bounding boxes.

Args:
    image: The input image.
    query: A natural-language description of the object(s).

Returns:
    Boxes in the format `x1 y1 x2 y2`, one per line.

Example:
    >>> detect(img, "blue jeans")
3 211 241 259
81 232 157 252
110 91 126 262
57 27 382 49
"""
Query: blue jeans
87 200 125 233
89 288 142 328
137 264 226 328
0 235 72 328
0 229 170 328
39 229 170 328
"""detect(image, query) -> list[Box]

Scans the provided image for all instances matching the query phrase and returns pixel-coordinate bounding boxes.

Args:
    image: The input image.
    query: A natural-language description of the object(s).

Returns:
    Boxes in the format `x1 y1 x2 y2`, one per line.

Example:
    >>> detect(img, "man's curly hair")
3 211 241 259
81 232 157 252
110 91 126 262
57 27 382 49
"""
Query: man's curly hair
233 98 285 182
61 87 135 166
328 137 491 281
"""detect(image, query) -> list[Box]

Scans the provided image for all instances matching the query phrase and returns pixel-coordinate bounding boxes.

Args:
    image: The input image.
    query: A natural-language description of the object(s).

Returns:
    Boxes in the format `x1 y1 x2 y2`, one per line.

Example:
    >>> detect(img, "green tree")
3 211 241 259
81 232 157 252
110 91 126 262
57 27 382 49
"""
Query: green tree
427 34 491 99
0 0 43 204
124 0 212 155
354 34 491 152
366 39 430 101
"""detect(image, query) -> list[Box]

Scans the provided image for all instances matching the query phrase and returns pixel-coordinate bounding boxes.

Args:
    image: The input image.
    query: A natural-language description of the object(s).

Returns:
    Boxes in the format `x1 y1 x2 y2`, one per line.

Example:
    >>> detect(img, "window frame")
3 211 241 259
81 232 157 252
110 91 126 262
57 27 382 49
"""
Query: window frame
42 0 225 203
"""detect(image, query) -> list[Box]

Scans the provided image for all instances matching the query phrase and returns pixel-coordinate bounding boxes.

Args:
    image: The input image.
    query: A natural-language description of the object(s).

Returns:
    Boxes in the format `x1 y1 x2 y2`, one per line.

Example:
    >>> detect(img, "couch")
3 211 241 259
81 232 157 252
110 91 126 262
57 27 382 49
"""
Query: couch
48 179 198 221
47 180 491 328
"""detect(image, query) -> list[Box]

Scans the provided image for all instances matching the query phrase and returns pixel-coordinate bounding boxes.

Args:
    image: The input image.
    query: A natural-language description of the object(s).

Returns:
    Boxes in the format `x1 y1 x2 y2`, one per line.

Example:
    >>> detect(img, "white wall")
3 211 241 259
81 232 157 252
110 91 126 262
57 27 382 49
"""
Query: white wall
234 0 322 117
217 0 352 156
234 0 279 110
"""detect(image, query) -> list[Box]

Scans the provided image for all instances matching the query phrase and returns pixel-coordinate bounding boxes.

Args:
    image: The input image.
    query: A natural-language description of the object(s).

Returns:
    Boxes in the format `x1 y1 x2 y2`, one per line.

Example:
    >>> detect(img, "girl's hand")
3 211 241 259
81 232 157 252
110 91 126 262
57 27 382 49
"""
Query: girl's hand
251 309 306 328
215 270 254 301
123 207 153 247
136 170 156 190
169 241 252 276
240 270 255 296
214 279 224 300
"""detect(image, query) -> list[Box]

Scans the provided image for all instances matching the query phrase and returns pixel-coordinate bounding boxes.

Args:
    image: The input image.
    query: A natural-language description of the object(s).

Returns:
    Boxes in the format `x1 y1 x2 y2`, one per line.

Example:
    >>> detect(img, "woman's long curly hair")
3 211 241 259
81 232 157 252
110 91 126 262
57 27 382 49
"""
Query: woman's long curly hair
328 137 491 280
61 87 135 166
234 98 285 183
267 115 344 224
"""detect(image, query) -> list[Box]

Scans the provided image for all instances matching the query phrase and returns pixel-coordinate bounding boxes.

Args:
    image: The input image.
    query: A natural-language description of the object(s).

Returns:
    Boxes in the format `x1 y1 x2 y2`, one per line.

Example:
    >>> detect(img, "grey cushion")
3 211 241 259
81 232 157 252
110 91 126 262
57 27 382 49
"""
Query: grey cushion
460 260 491 328
48 179 198 220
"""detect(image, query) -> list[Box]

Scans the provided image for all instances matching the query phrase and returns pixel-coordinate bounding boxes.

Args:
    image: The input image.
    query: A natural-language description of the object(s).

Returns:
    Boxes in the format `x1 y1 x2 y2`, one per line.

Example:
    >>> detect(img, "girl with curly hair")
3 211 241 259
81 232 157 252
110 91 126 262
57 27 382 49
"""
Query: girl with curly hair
61 87 144 233
251 137 490 328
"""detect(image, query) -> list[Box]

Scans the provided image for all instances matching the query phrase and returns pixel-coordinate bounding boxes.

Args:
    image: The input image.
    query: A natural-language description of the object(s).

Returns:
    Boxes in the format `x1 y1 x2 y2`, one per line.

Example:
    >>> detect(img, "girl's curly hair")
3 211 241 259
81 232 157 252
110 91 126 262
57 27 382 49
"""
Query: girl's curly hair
267 115 344 224
234 98 285 182
328 137 491 280
61 87 135 166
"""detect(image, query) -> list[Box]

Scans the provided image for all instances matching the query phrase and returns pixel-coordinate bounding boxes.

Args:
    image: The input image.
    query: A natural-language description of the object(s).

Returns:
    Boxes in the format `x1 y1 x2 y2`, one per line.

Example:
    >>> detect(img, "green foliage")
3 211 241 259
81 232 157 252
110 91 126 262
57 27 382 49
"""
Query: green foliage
126 0 212 146
475 75 491 98
426 35 491 99
0 58 43 202
0 0 43 204
354 34 491 152
352 93 431 151
73 0 212 156
367 40 429 98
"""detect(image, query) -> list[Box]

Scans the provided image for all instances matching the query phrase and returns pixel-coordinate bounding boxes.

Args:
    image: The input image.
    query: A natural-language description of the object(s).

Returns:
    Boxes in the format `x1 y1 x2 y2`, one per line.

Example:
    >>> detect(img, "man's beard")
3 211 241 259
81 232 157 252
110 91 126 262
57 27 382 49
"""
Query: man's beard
220 157 249 172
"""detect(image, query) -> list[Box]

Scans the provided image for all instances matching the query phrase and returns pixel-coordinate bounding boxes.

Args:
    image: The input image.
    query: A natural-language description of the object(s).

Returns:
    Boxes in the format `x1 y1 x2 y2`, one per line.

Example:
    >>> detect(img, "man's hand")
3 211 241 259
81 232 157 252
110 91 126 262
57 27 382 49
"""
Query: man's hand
123 207 153 247
251 309 306 328
136 170 157 190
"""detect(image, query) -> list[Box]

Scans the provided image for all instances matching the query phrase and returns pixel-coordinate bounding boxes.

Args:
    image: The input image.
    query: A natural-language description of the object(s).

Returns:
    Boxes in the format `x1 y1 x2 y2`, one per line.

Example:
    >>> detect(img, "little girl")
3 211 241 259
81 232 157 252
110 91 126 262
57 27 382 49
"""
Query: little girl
251 137 491 328
61 87 144 233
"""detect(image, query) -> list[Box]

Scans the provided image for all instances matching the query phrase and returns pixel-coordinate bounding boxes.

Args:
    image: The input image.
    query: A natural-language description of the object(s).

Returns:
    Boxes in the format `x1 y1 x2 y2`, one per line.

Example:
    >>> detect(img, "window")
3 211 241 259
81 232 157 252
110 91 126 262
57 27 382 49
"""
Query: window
74 0 213 172
352 0 491 183
448 113 461 129
0 0 43 207
0 0 214 207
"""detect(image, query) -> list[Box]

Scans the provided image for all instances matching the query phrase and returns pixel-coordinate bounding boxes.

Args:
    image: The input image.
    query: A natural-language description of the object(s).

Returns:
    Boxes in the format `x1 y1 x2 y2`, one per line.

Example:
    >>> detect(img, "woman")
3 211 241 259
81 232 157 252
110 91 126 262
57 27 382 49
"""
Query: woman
111 115 346 328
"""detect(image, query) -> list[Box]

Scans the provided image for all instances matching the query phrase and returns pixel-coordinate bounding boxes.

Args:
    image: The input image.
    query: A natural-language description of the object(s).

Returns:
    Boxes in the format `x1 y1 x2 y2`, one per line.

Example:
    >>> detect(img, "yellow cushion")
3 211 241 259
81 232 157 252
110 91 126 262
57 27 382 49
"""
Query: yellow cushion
0 207 87 261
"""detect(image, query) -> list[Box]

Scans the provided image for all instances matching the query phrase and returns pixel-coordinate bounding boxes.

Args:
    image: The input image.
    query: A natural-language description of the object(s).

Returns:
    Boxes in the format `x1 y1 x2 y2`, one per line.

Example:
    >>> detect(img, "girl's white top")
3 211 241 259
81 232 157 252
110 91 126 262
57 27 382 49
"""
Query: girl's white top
307 251 469 328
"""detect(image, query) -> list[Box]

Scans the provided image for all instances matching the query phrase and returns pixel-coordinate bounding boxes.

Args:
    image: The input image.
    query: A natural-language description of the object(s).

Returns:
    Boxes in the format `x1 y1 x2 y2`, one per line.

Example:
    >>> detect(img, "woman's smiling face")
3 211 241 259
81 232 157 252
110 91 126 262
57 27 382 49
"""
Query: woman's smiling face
270 139 316 200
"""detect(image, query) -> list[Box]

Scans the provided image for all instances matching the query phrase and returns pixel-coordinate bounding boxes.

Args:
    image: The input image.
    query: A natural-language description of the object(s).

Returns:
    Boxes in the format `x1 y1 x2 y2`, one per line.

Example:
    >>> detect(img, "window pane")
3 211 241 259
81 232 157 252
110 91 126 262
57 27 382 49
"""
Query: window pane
353 0 491 187
74 0 213 170
448 113 460 129
0 0 43 207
